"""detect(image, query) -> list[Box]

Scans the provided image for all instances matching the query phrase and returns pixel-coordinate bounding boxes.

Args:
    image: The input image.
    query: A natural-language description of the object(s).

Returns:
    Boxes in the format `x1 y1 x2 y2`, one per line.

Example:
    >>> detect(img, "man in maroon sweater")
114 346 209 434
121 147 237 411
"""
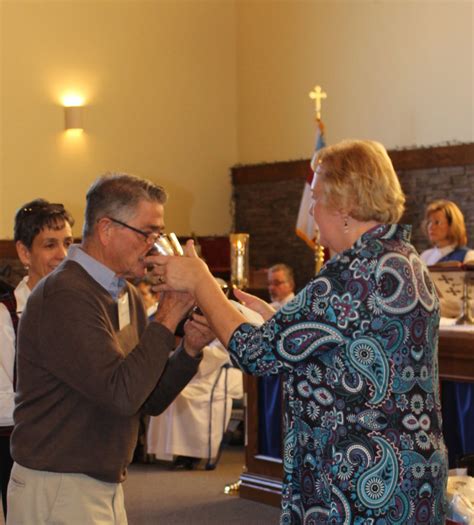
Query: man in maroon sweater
8 174 212 524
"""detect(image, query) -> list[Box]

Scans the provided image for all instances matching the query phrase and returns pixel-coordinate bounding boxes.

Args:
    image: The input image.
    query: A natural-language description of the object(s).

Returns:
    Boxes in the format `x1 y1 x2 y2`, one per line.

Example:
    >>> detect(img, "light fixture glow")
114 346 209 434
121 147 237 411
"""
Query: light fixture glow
62 94 85 107
64 105 84 131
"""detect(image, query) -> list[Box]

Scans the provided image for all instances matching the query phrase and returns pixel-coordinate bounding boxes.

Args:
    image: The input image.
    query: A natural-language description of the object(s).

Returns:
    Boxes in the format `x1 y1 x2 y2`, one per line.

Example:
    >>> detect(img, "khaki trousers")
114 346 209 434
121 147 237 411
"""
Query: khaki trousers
6 463 128 525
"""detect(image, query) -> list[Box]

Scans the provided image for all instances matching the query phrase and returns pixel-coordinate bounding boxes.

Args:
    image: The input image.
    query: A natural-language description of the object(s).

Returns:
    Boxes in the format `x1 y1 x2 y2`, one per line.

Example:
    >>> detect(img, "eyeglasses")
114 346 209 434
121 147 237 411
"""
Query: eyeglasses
108 217 160 244
427 219 448 227
268 280 288 287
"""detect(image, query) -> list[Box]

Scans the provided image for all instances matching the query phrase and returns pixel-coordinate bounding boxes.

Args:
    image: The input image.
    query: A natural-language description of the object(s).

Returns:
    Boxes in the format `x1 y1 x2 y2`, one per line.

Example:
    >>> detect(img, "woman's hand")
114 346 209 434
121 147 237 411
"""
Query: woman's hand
233 288 276 321
146 240 213 295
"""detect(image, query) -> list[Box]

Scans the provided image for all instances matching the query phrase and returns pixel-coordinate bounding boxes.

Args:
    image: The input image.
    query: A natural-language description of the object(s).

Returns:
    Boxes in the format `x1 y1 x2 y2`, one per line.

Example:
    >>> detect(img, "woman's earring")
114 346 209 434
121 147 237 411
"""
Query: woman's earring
343 216 349 234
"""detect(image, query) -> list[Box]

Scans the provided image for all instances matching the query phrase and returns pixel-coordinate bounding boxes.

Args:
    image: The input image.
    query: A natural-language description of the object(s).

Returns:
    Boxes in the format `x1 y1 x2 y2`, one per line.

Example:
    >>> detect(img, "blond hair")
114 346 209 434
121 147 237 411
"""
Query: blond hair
423 199 468 247
311 140 405 223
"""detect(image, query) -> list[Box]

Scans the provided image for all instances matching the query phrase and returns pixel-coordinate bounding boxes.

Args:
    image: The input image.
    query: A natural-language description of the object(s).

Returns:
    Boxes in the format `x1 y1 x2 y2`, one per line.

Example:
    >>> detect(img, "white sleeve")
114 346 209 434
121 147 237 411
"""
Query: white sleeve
0 303 16 385
420 248 436 265
464 249 474 263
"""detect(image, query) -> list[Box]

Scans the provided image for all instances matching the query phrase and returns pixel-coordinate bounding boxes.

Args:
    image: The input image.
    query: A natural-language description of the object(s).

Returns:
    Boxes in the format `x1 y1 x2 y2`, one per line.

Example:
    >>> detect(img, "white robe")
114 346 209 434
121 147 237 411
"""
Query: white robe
147 340 243 461
0 277 30 427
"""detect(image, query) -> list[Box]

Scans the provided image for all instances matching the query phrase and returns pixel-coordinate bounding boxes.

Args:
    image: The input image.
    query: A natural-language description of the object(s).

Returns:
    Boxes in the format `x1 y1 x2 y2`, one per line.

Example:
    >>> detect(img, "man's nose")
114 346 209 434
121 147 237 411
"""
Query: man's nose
57 246 68 259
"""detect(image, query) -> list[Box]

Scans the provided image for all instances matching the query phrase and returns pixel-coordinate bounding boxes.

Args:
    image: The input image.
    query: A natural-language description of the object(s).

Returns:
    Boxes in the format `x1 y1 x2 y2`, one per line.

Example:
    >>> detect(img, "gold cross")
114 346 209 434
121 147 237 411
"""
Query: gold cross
309 85 327 120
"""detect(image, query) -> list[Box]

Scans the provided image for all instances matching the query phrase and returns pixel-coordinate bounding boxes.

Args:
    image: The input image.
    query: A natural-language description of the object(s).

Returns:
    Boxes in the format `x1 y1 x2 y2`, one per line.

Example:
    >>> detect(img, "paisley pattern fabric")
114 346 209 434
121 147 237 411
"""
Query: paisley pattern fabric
228 224 448 524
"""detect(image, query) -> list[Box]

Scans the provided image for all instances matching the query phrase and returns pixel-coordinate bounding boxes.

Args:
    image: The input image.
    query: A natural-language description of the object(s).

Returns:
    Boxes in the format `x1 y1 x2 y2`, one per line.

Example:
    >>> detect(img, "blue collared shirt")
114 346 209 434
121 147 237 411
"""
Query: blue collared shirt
68 244 126 301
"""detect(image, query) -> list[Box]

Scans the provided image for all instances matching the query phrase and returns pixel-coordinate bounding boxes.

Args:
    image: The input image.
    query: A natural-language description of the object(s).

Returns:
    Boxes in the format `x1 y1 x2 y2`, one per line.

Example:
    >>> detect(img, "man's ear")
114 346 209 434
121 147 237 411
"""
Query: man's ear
96 217 113 246
16 241 32 268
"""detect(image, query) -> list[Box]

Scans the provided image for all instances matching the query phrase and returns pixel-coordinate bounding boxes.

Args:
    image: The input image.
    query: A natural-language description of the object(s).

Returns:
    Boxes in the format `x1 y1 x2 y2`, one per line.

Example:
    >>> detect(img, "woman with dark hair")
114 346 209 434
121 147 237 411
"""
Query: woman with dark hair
0 199 73 519
151 140 448 524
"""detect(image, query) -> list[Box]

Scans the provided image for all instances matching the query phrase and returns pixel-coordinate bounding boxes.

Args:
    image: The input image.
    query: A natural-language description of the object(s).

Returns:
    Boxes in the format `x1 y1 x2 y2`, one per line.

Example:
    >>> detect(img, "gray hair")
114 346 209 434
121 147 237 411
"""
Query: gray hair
82 172 167 238
268 263 295 289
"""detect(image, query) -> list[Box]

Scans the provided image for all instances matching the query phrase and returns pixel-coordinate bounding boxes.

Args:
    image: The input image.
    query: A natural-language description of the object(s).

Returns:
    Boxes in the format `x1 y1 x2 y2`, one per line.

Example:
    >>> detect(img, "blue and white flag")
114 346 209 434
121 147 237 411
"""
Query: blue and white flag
295 119 326 249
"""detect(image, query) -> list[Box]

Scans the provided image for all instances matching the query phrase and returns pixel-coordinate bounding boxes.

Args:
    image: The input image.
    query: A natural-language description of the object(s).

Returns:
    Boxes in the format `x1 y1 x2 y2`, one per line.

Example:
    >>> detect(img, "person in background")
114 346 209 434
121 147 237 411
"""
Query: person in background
147 338 243 470
259 263 296 458
7 174 213 525
136 278 159 318
267 263 295 309
420 199 474 266
420 199 474 469
0 199 74 520
152 140 448 524
147 278 245 470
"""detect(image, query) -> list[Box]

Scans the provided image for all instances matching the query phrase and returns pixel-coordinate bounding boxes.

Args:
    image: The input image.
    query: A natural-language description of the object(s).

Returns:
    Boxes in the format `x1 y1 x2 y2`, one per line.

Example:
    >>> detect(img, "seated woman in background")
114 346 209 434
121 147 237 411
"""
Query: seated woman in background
420 199 474 266
420 199 474 468
0 199 74 519
151 140 448 524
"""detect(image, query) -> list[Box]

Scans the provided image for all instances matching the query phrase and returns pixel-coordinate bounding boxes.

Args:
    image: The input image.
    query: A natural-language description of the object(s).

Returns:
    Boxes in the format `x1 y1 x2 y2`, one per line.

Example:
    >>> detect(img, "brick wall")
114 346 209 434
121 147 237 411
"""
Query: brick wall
233 173 315 292
232 145 474 292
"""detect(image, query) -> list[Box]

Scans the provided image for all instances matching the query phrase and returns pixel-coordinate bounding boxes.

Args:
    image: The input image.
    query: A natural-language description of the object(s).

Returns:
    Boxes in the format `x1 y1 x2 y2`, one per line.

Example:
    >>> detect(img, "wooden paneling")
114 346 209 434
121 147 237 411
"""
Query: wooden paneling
0 240 18 258
389 143 474 171
438 329 474 382
231 143 474 186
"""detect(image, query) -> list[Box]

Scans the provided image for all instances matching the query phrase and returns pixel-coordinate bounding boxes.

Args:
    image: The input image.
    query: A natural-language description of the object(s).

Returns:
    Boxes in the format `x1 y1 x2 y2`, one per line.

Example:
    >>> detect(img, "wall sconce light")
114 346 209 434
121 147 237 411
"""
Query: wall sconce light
64 105 84 131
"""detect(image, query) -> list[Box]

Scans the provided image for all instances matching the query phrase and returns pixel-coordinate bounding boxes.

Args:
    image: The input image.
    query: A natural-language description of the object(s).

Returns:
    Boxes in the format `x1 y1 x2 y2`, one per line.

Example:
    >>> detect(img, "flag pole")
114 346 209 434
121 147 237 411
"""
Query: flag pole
309 85 327 275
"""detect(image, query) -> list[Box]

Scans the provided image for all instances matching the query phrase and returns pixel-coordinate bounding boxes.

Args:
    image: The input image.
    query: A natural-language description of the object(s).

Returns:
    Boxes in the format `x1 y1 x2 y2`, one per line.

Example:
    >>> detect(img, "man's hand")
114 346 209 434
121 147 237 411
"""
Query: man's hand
153 291 195 334
183 313 215 358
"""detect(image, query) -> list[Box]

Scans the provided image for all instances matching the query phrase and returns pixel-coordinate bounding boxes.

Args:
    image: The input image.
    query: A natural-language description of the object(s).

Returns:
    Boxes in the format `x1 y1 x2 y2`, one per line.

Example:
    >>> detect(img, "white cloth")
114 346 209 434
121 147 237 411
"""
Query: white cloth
0 277 30 426
271 292 295 310
420 245 474 266
420 247 474 318
147 340 243 461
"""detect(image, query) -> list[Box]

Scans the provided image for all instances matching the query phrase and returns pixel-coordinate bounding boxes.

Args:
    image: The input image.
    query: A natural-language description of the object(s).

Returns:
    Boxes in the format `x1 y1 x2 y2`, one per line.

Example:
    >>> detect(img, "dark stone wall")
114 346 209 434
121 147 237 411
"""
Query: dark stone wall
232 150 474 293
233 176 315 292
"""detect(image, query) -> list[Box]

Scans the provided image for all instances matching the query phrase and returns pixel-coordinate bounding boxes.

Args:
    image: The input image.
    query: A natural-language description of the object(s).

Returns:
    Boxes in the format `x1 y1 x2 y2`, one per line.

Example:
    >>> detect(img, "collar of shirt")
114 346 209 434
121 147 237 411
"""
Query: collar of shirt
68 244 126 301
436 244 457 258
429 244 456 264
14 276 31 315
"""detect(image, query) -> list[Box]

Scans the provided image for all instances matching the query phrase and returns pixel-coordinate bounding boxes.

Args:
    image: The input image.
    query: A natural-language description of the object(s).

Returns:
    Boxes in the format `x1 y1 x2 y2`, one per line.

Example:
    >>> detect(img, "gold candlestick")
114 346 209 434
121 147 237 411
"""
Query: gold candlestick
315 242 325 275
230 233 249 289
455 272 474 325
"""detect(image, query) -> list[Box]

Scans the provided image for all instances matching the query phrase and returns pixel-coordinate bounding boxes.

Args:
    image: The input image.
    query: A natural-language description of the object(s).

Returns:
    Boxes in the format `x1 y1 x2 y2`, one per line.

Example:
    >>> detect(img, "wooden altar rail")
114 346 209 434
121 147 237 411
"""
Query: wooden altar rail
239 329 474 507
438 329 474 382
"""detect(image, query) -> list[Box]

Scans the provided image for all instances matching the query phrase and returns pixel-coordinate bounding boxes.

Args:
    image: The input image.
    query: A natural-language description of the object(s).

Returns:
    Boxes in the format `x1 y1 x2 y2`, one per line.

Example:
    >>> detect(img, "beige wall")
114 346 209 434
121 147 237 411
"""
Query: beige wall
1 0 473 238
236 0 473 164
0 0 237 238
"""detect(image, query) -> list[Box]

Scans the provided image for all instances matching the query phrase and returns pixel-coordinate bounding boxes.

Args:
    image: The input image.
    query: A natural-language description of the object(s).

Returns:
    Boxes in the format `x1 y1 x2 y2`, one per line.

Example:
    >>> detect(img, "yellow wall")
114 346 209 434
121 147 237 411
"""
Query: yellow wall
0 0 237 238
1 0 473 238
236 0 473 164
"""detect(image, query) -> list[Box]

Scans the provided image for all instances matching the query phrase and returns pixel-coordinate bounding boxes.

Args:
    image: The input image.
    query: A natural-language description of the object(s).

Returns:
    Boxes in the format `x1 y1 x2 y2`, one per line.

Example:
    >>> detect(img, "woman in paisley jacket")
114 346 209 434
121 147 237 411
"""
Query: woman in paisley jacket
151 139 448 524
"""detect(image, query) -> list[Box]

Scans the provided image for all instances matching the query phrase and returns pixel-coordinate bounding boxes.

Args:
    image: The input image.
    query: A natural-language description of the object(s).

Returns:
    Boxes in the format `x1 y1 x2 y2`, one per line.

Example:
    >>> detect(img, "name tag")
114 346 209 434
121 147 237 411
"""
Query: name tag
118 292 131 330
